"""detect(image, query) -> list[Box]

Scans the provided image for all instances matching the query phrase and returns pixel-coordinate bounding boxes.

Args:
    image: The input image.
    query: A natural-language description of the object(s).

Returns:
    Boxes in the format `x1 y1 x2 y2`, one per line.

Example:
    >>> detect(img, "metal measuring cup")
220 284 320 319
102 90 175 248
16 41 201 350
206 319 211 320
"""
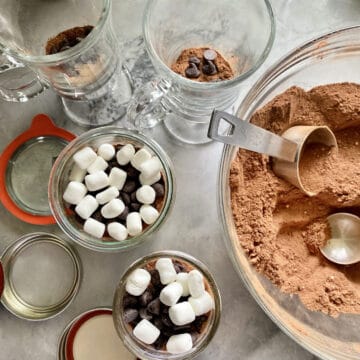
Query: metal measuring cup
208 110 338 196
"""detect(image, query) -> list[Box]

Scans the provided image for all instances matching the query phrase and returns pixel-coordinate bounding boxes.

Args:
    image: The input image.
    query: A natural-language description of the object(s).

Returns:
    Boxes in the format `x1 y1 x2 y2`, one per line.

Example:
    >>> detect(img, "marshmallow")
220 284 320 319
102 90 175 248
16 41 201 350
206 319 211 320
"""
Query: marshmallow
87 156 108 174
75 195 98 219
155 258 177 285
126 268 151 296
139 157 162 179
83 218 105 238
169 302 195 326
108 222 128 241
116 144 136 165
140 205 159 225
131 148 152 171
139 172 161 186
69 164 87 182
126 212 143 236
136 185 156 205
98 143 115 161
159 282 183 306
101 198 125 219
176 272 190 297
95 186 119 205
188 270 205 298
189 291 215 316
108 167 127 190
85 171 109 192
133 319 160 345
73 147 97 170
166 334 193 354
63 181 87 205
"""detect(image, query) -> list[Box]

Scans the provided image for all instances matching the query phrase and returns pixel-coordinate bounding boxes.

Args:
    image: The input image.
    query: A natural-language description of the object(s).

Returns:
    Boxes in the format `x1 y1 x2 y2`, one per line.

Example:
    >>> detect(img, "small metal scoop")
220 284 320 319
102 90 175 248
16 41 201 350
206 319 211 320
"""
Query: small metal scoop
320 213 360 265
208 110 338 196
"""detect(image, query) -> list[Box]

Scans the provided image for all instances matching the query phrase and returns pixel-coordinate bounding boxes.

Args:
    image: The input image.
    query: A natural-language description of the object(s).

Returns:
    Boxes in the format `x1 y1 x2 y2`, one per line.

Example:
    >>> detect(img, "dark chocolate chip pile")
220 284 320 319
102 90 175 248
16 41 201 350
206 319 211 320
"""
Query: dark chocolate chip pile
70 144 165 238
184 49 218 79
123 260 210 350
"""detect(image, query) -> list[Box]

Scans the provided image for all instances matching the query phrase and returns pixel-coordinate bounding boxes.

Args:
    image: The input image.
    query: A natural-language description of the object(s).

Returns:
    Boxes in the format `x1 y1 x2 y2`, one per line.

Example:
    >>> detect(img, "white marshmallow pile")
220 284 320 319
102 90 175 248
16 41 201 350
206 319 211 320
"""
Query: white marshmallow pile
125 259 215 355
62 143 164 241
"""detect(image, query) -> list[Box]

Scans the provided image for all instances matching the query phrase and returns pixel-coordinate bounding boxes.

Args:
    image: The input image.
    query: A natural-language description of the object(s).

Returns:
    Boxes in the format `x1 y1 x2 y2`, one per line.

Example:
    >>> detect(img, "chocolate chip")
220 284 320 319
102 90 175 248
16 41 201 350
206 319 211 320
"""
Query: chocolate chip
92 209 103 223
123 294 139 308
152 183 165 198
140 290 154 307
203 49 217 62
139 308 153 321
130 203 141 212
202 61 218 75
147 298 161 315
118 206 129 221
173 260 186 273
130 191 138 203
188 56 201 66
173 324 192 333
123 180 137 193
154 335 167 350
126 166 140 179
121 192 131 206
153 317 164 330
150 269 161 287
161 313 173 328
185 63 201 79
123 308 138 323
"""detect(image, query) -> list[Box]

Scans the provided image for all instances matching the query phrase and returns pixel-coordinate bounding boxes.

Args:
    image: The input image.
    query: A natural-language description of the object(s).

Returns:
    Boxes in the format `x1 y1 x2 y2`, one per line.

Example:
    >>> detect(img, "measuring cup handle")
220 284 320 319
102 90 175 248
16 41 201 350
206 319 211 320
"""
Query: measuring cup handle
0 51 45 102
208 110 298 162
126 79 171 130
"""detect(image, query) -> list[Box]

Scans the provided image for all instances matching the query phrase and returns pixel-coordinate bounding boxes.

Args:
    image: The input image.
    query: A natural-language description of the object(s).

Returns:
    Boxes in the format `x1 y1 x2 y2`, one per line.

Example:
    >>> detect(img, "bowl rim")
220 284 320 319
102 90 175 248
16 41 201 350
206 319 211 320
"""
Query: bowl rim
218 25 360 360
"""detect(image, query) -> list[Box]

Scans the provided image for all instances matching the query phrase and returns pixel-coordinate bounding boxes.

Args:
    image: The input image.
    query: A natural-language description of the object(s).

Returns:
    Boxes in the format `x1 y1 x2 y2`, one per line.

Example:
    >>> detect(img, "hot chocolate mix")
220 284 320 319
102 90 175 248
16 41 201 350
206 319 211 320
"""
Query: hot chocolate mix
230 82 360 316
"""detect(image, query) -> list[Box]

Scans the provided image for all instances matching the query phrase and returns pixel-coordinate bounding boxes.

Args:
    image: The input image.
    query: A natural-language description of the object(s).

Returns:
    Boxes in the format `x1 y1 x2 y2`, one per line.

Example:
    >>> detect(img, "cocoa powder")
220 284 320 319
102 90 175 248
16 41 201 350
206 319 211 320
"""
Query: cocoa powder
230 83 360 316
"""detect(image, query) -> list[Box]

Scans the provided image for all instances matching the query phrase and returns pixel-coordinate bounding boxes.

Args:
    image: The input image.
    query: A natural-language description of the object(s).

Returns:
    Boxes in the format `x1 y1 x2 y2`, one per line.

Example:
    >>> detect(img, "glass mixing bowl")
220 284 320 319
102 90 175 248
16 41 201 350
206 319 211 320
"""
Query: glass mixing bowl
49 127 174 252
218 26 360 359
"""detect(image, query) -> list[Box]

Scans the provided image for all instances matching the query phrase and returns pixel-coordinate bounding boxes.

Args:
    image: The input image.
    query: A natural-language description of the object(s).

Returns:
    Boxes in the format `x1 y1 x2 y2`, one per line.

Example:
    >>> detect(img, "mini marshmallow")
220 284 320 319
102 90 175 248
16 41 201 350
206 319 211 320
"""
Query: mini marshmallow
139 172 161 186
73 147 97 170
126 212 143 236
69 164 87 182
136 185 156 205
169 302 195 326
140 205 159 225
98 143 115 161
188 291 215 316
176 272 190 297
108 222 128 241
133 319 160 345
101 198 125 219
85 171 109 192
139 157 162 179
63 181 87 205
131 148 152 171
159 282 183 306
109 167 127 190
188 270 205 298
155 258 177 285
116 144 136 165
75 195 98 219
166 334 193 354
87 156 108 174
83 218 105 238
96 186 119 205
126 268 151 296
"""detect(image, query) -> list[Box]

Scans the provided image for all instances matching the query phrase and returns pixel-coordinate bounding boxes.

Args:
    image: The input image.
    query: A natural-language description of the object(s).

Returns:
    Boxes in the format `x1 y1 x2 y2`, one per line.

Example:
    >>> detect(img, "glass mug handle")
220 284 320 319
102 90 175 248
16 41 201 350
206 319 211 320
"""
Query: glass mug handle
0 52 45 102
126 79 171 130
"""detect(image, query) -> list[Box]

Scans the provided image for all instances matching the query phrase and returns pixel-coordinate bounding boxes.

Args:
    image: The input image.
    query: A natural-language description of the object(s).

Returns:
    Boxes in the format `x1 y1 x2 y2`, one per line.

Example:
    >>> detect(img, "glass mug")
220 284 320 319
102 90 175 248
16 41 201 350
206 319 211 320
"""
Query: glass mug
127 0 275 144
0 0 133 127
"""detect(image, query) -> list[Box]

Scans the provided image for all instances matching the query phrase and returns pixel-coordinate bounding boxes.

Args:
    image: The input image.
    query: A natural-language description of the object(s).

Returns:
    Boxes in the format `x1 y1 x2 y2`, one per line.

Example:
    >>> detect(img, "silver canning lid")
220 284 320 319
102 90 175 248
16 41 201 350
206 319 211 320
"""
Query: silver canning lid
0 232 81 321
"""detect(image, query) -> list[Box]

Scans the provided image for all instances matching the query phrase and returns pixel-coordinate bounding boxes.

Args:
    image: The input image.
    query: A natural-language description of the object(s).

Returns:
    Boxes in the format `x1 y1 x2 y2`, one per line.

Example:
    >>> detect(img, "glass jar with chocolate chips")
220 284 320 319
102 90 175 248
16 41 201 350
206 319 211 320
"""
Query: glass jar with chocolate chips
113 251 221 360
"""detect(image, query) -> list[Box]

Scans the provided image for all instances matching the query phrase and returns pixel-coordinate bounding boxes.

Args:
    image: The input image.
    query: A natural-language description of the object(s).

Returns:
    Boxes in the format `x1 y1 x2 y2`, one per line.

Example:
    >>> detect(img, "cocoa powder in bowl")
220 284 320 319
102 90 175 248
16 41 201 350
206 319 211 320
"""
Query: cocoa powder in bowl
230 82 360 316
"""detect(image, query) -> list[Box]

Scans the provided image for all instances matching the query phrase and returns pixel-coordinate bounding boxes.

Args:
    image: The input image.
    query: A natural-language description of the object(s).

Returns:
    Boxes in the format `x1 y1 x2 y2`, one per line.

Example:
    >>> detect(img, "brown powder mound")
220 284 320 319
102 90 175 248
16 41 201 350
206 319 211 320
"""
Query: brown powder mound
171 47 234 82
230 82 360 316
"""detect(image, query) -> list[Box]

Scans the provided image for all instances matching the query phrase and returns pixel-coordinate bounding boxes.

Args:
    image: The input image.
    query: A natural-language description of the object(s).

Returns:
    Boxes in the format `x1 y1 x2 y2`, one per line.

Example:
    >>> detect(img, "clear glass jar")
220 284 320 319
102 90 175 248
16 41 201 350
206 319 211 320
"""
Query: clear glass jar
112 251 222 360
48 128 174 252
127 0 275 144
219 26 360 360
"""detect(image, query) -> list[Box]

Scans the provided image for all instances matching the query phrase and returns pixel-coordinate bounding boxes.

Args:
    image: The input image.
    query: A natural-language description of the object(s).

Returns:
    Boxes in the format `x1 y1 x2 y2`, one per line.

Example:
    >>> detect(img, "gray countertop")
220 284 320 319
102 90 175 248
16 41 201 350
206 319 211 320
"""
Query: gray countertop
0 1 359 359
